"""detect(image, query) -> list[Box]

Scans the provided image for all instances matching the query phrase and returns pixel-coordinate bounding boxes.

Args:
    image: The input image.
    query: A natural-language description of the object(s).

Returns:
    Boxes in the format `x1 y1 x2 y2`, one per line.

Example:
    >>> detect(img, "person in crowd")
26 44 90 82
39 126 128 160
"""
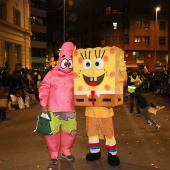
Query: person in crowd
123 80 128 102
141 66 150 92
135 86 163 132
0 86 7 122
127 69 142 115
39 42 76 169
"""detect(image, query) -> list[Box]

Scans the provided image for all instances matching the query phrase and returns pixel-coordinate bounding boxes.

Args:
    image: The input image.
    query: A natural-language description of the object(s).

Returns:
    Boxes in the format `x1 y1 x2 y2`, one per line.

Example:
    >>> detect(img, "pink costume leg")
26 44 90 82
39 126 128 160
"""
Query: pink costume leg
45 131 60 159
61 130 76 156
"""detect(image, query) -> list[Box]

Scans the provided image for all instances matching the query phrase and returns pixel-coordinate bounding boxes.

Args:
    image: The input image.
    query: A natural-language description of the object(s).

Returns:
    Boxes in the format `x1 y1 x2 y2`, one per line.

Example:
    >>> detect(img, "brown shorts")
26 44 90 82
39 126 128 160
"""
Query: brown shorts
86 116 114 138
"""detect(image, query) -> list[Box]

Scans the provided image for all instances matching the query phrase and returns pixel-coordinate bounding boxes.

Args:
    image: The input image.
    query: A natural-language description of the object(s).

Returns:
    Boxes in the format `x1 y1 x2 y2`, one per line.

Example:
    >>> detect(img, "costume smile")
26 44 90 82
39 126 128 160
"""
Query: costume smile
83 74 105 86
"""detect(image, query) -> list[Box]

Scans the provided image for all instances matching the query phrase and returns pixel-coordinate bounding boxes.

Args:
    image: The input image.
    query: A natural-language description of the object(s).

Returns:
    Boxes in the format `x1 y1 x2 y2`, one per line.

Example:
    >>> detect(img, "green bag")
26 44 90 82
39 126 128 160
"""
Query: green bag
34 112 53 135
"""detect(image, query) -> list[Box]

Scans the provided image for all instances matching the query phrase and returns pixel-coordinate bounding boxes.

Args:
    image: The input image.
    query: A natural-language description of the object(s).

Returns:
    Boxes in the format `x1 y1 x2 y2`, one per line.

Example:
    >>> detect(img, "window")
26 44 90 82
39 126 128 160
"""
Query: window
159 37 165 45
0 2 6 19
134 36 142 44
113 22 117 29
124 34 129 44
132 51 139 60
13 8 21 26
159 21 166 30
106 7 111 14
119 35 129 45
143 36 149 45
31 32 46 41
5 42 11 62
31 16 45 25
135 20 142 29
15 45 21 62
30 0 46 10
31 48 46 57
112 10 118 14
143 21 150 30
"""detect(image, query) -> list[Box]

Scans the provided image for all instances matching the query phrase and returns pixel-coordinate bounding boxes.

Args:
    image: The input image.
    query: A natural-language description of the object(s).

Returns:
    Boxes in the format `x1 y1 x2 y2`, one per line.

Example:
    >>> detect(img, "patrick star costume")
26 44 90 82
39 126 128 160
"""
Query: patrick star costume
39 42 76 167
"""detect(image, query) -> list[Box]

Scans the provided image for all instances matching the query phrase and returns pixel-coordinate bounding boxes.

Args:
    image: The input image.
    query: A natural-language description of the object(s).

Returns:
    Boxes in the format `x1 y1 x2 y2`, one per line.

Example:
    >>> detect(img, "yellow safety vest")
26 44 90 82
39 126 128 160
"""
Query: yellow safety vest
128 75 142 93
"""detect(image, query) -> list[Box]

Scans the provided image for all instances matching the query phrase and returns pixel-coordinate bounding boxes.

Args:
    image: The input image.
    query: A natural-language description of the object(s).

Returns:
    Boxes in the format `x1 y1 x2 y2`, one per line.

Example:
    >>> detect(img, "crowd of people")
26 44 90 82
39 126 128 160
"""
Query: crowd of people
124 66 170 98
0 63 52 122
124 66 169 132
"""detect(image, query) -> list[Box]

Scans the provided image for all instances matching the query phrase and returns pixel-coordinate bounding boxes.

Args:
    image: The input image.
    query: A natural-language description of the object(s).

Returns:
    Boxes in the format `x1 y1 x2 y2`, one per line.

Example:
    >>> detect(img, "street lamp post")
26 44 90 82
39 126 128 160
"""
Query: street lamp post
154 7 160 68
63 0 66 42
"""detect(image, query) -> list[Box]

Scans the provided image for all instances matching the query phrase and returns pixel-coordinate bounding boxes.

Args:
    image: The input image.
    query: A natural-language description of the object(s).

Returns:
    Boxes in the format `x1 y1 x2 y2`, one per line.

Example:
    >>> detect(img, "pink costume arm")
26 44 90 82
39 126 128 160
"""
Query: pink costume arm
39 72 51 107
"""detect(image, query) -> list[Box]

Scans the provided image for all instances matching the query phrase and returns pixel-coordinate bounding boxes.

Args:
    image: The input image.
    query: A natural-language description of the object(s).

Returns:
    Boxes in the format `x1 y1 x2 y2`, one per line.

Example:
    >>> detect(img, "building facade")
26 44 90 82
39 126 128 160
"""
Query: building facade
0 0 31 69
30 0 47 69
72 0 169 70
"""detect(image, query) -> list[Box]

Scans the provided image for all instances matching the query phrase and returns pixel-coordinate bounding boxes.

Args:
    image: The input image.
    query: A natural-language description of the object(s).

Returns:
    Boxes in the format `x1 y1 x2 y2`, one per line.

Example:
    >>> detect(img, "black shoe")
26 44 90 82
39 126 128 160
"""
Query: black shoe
49 159 57 165
62 154 75 161
47 159 58 169
86 152 101 161
107 153 120 166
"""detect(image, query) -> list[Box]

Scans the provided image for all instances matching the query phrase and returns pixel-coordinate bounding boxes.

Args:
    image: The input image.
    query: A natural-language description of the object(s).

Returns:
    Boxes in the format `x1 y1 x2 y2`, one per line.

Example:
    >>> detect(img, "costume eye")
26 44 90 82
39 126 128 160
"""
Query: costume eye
94 58 104 69
83 59 92 69
68 59 73 68
60 59 68 69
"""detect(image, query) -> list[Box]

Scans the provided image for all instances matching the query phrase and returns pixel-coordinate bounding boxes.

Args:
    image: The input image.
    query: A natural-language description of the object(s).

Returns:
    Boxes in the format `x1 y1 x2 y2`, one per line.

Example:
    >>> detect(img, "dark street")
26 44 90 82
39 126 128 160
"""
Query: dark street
0 93 170 170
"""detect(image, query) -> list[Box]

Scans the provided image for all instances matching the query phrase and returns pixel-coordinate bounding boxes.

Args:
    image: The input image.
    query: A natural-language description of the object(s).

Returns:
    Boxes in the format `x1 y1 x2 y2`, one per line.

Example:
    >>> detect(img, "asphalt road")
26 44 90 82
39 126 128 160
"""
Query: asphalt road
0 93 170 170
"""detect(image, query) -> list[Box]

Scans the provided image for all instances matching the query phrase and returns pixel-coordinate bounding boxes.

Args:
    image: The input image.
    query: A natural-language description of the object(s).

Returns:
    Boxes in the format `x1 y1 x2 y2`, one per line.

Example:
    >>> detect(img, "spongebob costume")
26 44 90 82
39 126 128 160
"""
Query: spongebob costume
73 46 127 166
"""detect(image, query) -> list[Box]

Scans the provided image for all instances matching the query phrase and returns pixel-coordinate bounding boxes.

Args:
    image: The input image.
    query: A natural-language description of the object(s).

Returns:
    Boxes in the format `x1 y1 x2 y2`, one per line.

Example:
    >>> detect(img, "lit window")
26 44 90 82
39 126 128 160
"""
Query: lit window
135 36 142 44
113 22 117 29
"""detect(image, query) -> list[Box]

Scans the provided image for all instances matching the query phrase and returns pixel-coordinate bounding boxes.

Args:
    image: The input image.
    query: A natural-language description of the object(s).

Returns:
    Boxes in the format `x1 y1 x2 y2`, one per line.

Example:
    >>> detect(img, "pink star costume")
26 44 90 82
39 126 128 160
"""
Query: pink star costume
39 42 76 160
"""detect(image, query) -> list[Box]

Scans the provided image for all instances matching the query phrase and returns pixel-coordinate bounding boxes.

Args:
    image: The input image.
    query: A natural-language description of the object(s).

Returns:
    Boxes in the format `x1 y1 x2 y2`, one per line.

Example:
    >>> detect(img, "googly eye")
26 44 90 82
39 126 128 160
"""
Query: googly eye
60 59 68 69
94 58 104 69
68 59 73 68
83 59 92 69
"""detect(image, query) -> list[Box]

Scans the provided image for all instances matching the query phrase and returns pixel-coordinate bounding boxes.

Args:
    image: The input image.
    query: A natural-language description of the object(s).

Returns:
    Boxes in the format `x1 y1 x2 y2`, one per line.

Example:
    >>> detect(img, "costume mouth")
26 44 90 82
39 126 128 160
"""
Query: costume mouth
58 69 72 74
83 74 105 86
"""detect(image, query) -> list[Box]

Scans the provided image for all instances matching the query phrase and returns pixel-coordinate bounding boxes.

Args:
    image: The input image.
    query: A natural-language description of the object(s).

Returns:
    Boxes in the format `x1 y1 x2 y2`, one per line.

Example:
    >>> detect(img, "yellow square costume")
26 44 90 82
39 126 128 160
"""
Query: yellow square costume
73 46 127 166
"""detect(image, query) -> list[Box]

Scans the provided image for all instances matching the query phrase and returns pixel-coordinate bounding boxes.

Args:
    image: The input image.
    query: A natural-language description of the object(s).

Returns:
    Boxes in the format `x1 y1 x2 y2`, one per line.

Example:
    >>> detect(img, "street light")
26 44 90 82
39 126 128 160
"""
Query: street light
154 6 160 68
63 0 65 42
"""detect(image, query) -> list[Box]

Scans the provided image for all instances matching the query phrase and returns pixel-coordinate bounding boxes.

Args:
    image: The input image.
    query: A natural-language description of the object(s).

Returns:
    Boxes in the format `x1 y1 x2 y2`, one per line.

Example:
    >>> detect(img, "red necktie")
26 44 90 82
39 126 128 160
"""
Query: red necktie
91 91 95 106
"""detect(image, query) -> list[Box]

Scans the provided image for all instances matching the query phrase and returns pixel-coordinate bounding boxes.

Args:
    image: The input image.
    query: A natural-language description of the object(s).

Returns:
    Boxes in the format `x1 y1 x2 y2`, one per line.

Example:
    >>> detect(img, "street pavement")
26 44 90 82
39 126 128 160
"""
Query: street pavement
0 93 170 170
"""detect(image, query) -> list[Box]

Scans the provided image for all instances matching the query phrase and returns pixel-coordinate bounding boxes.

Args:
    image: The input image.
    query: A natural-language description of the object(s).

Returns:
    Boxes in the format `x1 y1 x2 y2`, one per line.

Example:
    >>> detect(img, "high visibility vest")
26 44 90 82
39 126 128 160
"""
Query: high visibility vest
128 75 141 93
